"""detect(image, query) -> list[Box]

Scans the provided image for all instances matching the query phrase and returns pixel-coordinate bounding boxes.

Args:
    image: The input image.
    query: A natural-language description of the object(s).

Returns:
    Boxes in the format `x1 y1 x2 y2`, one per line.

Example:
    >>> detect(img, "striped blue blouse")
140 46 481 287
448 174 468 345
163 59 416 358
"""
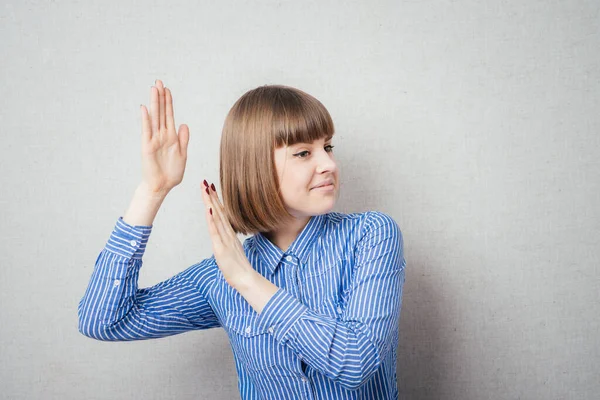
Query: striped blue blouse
78 210 406 399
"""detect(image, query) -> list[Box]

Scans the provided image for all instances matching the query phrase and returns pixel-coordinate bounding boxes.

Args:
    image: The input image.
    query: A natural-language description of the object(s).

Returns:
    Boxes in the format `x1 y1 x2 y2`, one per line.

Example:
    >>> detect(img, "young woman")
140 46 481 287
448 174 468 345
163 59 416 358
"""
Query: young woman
78 80 407 399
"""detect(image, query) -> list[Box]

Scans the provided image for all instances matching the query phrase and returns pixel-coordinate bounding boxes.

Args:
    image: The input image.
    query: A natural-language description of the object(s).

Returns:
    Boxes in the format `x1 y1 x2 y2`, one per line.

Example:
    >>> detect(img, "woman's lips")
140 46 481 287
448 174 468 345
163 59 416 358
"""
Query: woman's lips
312 183 334 191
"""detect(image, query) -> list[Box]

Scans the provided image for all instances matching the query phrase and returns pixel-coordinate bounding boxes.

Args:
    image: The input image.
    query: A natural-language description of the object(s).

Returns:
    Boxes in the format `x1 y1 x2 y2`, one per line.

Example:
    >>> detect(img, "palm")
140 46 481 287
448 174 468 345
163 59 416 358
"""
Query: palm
140 80 190 194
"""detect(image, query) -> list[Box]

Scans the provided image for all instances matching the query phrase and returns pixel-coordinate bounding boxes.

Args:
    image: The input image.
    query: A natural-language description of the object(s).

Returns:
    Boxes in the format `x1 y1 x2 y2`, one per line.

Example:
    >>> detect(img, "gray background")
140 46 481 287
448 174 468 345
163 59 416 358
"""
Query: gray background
1 0 598 399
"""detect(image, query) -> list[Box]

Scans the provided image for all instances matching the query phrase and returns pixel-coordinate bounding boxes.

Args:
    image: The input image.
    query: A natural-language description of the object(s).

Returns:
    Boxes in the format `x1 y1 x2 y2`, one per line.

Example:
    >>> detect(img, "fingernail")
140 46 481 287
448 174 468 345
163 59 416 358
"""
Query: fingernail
210 183 216 191
203 179 208 187
205 188 210 195
210 207 212 215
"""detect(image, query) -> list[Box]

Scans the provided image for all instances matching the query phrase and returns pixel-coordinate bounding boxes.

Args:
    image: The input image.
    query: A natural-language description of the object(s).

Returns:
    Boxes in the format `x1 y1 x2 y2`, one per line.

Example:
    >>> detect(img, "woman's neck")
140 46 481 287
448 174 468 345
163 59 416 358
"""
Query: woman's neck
263 214 311 252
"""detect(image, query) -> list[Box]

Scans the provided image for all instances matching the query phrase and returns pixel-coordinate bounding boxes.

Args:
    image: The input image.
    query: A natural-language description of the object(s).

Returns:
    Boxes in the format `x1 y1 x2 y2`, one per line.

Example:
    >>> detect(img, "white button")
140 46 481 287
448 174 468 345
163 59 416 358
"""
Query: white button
245 326 251 334
130 240 138 246
285 255 293 262
268 326 275 334
301 376 308 382
113 279 121 287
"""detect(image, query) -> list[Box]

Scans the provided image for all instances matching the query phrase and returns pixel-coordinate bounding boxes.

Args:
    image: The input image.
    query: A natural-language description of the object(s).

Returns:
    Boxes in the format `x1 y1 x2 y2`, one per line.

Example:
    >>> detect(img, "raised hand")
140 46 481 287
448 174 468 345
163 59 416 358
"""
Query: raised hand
201 180 254 287
139 79 190 195
201 180 280 312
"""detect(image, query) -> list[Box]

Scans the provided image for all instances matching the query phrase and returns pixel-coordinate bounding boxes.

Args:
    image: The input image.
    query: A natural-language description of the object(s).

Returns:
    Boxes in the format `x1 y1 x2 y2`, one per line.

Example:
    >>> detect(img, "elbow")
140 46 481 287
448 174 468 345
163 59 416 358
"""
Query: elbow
78 317 116 342
341 366 381 392
78 321 99 340
78 313 104 341
78 302 113 341
335 350 383 391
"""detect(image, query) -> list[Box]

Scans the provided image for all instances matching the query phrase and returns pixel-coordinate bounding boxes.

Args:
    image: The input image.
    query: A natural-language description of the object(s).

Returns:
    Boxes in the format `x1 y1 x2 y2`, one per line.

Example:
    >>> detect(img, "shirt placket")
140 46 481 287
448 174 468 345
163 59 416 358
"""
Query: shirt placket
282 255 300 299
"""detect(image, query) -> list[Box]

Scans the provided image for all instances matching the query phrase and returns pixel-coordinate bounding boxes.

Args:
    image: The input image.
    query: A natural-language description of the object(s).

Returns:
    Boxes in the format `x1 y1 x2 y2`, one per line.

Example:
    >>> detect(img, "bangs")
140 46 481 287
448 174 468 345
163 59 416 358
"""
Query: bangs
270 86 335 148
219 84 336 234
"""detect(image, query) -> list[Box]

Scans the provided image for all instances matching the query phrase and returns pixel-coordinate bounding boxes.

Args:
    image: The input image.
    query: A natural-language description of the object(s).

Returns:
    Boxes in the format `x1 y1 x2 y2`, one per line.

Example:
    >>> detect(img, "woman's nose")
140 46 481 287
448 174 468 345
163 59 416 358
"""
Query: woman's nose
316 149 337 174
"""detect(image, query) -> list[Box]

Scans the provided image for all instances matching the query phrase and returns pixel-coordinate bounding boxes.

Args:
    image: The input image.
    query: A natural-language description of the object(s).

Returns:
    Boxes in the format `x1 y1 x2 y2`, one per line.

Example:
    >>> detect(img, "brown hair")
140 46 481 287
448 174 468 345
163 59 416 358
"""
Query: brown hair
219 84 335 235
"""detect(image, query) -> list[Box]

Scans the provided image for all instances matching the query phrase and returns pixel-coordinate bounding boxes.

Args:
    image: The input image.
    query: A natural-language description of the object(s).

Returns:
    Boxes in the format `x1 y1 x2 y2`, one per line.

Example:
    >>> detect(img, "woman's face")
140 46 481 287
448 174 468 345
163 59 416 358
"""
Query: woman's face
273 137 340 219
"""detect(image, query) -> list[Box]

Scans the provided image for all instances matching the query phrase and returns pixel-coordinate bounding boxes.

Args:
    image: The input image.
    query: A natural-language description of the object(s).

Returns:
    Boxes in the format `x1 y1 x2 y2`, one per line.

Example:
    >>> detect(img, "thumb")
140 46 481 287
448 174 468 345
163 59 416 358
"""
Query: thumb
178 124 190 157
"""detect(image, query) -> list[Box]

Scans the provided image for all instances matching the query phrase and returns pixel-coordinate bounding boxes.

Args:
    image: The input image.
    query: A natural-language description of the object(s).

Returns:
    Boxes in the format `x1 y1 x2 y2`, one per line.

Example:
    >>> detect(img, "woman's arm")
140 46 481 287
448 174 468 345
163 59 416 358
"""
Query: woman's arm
255 212 406 391
78 216 220 341
77 80 213 341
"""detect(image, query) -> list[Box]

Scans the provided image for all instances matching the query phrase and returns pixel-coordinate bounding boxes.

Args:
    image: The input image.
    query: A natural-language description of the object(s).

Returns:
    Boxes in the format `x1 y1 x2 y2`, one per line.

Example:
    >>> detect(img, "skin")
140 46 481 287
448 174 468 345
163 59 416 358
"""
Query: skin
137 79 339 314
201 133 340 315
263 137 340 251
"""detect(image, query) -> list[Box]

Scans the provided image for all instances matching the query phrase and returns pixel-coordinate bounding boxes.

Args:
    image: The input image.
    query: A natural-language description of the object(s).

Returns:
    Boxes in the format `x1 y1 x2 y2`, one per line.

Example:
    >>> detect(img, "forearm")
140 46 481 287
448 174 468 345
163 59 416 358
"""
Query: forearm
122 182 168 226
78 250 211 341
232 271 386 389
78 219 219 341
233 269 279 314
78 249 143 340
256 288 389 390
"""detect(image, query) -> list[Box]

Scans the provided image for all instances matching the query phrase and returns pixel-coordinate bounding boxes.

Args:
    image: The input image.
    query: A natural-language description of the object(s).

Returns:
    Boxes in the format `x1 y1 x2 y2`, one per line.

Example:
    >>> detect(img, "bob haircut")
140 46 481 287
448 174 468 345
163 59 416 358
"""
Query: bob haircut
220 84 335 235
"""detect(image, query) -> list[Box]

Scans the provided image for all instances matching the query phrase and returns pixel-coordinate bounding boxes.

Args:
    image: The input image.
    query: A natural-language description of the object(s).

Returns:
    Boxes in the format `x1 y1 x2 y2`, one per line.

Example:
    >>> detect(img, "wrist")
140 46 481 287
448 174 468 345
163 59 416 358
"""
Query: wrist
230 263 260 291
122 183 168 227
137 181 170 200
231 265 279 314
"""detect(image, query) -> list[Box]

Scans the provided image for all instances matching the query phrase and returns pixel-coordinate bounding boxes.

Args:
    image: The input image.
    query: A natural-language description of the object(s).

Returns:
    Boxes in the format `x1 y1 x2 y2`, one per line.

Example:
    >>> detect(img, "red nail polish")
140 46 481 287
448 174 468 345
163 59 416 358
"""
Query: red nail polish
203 179 208 187
209 207 212 215
210 183 216 191
205 188 210 195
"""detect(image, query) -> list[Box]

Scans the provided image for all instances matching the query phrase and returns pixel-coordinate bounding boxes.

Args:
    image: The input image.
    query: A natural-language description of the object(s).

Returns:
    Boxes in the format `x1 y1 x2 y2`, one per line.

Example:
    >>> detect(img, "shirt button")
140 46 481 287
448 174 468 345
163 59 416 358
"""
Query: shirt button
268 326 275 334
130 240 138 246
301 376 309 382
245 326 251 334
113 279 121 287
337 307 342 314
285 255 292 262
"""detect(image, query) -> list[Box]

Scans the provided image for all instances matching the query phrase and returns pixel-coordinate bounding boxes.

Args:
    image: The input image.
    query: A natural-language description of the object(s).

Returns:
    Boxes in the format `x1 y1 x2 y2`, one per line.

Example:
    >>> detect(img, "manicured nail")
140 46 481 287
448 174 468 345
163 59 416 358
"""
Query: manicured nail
210 183 216 191
203 179 208 187
209 207 212 215
205 188 210 195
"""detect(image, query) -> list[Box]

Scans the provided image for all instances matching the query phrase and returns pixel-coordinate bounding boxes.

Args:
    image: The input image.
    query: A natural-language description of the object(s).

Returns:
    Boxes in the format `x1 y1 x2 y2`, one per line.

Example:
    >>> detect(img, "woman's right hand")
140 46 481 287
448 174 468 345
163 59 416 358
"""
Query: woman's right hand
139 79 190 195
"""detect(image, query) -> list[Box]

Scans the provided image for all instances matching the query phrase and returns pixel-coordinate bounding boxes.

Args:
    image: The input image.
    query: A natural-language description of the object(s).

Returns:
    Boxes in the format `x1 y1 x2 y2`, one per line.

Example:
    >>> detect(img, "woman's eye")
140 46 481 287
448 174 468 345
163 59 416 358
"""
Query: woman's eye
295 145 334 158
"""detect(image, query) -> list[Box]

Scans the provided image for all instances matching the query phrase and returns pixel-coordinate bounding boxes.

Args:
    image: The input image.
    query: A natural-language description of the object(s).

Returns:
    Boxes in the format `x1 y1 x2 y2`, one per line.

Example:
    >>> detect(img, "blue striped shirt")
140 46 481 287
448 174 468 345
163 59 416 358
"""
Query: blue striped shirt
78 210 406 399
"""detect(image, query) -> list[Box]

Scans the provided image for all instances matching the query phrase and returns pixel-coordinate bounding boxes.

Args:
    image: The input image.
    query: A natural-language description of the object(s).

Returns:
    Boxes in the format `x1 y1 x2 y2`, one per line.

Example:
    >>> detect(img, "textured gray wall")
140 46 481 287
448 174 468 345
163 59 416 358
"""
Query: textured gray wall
1 0 598 399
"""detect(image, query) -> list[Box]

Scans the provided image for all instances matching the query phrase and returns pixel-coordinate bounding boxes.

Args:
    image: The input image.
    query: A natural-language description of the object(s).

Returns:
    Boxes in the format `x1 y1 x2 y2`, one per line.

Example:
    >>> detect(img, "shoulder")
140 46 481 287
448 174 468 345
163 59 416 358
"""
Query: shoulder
324 210 402 243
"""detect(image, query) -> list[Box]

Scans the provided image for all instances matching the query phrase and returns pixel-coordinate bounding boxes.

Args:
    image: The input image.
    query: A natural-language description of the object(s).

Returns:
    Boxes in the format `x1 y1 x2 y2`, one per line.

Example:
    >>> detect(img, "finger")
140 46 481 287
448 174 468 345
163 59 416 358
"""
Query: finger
140 105 152 144
210 184 226 215
165 88 176 133
150 86 159 135
201 183 213 211
178 124 190 158
201 184 223 246
206 204 223 249
206 184 228 240
201 183 216 227
156 79 166 130
209 184 236 239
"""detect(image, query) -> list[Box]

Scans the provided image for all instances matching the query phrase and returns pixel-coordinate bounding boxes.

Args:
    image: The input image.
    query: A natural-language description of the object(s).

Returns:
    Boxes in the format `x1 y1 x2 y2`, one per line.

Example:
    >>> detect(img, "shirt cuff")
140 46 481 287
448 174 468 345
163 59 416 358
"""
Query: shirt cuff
104 216 153 260
256 288 308 343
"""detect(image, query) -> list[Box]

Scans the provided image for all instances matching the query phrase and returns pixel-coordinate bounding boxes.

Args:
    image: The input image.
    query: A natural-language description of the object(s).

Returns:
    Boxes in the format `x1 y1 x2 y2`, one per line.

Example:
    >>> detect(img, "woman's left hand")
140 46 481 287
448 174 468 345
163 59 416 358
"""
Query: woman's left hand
201 180 255 288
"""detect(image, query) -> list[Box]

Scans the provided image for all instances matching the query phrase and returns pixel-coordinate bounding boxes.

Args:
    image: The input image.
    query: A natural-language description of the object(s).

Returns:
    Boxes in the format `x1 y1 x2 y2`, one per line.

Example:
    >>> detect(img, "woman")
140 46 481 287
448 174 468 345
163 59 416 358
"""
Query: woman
78 80 407 399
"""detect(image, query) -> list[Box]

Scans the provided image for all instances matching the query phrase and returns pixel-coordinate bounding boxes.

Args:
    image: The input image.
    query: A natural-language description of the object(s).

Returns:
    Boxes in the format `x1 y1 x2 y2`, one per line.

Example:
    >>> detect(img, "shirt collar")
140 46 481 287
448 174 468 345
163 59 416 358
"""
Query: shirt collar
253 213 327 275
